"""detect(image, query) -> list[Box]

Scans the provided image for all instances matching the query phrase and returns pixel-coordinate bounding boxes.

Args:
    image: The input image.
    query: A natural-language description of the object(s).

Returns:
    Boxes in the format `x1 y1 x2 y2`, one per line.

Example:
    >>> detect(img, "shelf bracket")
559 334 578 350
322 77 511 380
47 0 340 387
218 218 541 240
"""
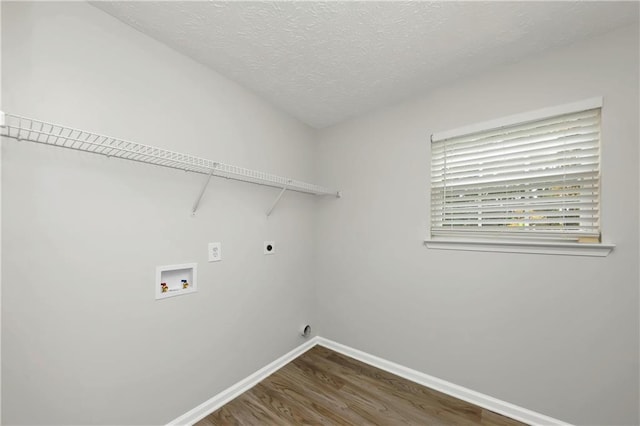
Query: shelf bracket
191 169 215 216
266 186 288 217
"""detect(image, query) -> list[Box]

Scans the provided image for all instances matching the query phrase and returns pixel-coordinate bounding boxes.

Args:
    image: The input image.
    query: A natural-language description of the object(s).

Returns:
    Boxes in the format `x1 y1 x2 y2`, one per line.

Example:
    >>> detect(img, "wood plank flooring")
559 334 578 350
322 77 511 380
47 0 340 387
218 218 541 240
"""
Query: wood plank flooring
196 346 526 425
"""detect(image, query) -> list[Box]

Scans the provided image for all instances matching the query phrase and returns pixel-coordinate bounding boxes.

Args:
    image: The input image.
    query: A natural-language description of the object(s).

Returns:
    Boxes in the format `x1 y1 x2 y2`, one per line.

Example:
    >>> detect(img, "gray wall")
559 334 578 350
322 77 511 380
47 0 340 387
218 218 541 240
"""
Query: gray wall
314 25 640 426
2 2 318 424
0 2 3 421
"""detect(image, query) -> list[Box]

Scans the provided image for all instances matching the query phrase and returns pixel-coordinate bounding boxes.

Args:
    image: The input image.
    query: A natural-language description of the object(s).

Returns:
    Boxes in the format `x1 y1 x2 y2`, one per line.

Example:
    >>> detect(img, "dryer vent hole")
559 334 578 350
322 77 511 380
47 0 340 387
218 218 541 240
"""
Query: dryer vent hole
301 325 311 338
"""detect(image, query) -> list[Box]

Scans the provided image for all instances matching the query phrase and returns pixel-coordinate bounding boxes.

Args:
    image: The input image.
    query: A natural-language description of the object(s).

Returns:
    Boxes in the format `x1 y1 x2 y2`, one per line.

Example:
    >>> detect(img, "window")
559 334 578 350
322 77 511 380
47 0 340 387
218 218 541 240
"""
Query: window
430 99 602 244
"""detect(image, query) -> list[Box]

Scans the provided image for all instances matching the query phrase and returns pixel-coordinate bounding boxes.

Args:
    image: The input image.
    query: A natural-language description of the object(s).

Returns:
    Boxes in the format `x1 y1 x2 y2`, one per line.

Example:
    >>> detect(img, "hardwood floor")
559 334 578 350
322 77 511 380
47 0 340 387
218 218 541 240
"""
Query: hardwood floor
196 346 526 425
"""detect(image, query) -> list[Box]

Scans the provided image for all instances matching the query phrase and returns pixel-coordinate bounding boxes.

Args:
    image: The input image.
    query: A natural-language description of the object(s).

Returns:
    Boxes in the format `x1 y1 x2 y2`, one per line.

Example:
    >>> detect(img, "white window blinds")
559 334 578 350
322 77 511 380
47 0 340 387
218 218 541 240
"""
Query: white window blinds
430 102 601 242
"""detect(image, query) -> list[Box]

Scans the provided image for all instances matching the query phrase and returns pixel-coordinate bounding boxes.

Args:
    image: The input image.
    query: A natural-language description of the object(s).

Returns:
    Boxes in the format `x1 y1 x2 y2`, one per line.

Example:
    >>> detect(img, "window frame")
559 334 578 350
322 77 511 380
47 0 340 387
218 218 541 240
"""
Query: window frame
425 97 614 257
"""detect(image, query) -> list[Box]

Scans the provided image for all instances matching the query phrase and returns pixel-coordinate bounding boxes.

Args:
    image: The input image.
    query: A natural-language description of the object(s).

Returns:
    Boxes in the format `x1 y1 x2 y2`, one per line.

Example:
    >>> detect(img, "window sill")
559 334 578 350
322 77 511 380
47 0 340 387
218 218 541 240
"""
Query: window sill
424 239 615 257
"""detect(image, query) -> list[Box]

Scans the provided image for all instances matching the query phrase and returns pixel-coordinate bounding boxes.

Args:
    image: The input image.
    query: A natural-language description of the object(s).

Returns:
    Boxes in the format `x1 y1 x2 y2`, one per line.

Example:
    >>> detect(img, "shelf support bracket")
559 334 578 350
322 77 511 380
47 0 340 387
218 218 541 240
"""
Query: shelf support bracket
191 169 214 216
266 186 288 217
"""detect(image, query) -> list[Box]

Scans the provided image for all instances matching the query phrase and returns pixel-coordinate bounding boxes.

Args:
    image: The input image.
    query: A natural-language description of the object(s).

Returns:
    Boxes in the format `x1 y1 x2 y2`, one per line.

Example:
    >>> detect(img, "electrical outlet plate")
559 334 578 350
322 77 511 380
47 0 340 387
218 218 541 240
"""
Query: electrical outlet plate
208 242 221 262
264 241 275 255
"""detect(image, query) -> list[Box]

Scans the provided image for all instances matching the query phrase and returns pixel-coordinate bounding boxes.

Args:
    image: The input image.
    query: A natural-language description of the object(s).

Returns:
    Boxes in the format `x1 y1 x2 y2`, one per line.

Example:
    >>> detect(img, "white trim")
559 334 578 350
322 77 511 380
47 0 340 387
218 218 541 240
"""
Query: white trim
431 97 603 142
316 337 571 426
424 239 614 257
169 336 570 426
166 337 319 426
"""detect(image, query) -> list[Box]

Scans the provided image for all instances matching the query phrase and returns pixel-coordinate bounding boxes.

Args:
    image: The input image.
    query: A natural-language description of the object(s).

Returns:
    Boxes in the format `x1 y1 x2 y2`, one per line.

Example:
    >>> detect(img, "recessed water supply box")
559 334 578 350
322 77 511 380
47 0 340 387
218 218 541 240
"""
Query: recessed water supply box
156 263 197 300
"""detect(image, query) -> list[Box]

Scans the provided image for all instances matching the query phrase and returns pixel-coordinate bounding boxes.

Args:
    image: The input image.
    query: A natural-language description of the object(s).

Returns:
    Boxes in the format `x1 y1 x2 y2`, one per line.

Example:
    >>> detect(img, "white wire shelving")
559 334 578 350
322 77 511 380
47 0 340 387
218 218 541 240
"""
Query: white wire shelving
0 111 340 216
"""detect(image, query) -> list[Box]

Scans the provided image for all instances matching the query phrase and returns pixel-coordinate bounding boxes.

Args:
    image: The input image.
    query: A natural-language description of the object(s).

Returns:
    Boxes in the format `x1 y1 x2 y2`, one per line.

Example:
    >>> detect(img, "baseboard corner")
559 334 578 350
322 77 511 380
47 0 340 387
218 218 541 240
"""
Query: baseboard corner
167 335 570 426
166 336 320 426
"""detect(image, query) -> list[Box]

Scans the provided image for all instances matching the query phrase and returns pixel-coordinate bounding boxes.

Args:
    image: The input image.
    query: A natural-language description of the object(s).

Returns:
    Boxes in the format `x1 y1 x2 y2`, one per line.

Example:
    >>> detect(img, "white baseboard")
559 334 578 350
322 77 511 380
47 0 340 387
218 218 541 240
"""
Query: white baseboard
316 337 570 426
167 336 320 426
168 335 570 426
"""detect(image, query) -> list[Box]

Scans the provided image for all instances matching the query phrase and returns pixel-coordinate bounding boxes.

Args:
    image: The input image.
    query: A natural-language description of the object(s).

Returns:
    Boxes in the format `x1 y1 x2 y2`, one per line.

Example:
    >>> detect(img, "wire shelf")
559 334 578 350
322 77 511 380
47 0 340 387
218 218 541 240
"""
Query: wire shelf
0 111 339 196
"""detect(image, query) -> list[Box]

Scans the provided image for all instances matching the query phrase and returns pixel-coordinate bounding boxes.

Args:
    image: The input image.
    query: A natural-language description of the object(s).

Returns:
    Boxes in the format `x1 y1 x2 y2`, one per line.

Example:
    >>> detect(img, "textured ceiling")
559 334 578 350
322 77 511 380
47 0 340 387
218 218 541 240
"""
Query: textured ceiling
92 1 639 128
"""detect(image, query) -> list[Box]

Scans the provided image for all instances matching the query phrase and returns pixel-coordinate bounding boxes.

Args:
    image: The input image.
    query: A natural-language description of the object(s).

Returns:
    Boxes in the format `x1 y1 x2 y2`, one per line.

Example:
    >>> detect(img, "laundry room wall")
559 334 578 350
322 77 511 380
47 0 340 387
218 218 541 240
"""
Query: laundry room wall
2 2 320 424
314 24 640 426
